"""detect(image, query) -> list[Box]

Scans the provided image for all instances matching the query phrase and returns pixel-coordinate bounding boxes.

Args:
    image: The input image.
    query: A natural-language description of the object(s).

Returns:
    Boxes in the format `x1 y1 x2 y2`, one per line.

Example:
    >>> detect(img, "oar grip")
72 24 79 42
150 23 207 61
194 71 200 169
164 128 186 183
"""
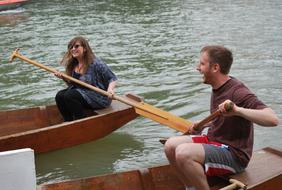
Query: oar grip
219 178 246 190
9 48 20 62
225 101 234 112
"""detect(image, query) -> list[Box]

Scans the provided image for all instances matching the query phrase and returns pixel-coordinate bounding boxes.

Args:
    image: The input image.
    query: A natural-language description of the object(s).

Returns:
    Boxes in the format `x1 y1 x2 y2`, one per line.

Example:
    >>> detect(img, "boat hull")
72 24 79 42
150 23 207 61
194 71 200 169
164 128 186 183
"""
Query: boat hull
38 147 282 190
0 0 28 11
0 100 138 154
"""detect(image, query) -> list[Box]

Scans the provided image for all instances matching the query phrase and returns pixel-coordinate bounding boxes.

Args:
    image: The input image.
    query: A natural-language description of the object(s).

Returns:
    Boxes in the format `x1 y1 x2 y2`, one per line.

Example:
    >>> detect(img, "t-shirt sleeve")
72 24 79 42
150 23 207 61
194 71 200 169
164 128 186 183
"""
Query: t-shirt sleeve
232 84 267 109
101 63 117 83
96 59 118 83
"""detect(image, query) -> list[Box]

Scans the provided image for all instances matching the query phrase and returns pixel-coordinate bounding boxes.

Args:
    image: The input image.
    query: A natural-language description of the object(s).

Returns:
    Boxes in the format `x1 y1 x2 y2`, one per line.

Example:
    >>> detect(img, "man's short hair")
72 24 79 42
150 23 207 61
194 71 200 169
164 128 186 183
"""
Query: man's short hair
201 45 233 74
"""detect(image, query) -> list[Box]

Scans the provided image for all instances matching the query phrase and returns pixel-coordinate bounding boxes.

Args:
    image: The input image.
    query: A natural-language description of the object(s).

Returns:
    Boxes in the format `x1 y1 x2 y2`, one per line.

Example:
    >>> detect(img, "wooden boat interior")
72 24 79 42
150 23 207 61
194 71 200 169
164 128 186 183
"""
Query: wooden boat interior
0 94 142 154
38 147 282 190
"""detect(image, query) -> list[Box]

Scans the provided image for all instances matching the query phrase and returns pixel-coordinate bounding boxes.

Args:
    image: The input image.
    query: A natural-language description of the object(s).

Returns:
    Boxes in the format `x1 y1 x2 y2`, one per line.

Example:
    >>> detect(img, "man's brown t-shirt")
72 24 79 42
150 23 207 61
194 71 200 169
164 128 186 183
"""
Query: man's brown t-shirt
207 77 267 167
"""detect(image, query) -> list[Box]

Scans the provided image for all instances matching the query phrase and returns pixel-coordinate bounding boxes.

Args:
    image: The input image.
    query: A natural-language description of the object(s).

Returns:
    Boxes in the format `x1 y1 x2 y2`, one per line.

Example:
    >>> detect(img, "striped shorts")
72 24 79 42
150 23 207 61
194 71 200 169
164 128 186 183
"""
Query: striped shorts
191 135 245 176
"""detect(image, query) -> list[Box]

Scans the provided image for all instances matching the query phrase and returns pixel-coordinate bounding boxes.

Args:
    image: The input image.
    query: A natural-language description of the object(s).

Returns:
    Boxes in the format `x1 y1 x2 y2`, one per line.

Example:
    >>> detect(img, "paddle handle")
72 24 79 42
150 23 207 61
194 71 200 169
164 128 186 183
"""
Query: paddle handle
10 49 109 96
183 102 234 135
185 110 221 134
219 178 246 190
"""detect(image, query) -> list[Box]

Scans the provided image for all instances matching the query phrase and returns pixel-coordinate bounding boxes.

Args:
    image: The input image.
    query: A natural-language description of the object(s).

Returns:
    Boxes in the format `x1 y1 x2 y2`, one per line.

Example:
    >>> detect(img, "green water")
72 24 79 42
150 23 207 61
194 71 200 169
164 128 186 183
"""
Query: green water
0 0 281 185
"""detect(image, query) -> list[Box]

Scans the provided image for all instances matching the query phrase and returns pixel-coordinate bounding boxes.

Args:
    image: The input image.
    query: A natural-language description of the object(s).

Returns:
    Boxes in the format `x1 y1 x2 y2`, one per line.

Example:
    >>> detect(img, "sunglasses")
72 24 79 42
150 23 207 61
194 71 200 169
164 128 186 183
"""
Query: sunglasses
69 44 82 50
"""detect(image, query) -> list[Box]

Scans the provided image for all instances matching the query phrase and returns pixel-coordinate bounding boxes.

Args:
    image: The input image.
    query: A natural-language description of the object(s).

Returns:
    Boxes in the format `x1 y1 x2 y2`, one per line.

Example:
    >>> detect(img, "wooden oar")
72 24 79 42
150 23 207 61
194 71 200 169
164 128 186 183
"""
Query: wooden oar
159 102 234 144
9 48 192 133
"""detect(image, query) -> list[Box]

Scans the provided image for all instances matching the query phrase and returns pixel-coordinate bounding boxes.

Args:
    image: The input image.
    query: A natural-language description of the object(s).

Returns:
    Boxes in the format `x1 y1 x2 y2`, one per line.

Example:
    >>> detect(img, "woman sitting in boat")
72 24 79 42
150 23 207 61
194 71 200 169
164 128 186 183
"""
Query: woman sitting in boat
55 36 117 121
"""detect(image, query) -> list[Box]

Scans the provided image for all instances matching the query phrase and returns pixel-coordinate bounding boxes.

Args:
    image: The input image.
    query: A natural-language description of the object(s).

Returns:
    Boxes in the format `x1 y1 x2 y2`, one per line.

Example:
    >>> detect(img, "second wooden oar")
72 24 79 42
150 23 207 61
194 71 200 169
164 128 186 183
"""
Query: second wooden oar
9 48 192 133
219 179 246 190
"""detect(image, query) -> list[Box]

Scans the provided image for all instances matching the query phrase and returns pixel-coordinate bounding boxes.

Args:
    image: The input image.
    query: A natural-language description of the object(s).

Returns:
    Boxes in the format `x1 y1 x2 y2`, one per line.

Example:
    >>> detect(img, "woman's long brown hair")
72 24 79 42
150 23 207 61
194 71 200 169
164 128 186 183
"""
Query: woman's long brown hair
60 36 95 76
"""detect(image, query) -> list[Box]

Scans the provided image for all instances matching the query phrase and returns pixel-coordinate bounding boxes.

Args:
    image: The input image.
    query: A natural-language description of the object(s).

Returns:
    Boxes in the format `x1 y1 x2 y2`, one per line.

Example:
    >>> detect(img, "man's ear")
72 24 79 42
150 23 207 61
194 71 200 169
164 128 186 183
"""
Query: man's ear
212 63 220 73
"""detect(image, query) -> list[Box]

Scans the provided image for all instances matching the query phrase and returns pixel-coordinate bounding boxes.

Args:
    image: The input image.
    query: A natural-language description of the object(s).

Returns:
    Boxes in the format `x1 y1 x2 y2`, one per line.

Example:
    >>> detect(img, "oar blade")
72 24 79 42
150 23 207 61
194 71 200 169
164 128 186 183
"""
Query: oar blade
134 102 191 133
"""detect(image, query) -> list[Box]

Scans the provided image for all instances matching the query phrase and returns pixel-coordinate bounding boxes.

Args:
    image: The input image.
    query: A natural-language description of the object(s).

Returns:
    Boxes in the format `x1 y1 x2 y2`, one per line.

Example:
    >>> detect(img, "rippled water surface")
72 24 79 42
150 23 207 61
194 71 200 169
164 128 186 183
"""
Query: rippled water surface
0 0 281 185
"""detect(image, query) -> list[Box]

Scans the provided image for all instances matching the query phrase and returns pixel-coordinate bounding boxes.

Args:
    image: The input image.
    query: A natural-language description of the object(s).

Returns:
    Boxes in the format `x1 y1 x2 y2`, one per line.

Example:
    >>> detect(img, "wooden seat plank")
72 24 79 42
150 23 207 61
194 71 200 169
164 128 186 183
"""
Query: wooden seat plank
228 147 282 189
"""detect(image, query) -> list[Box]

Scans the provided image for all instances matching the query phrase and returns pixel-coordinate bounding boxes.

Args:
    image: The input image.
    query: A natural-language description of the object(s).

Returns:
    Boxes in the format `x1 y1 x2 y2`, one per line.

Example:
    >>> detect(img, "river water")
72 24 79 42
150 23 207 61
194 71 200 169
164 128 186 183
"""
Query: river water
0 0 281 185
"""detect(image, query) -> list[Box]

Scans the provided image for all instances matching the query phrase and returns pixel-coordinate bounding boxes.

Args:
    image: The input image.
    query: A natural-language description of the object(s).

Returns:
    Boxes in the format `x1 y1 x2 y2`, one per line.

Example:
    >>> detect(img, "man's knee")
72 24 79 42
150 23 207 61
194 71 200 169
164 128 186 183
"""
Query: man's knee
165 136 193 155
175 143 194 162
164 138 176 156
175 143 205 166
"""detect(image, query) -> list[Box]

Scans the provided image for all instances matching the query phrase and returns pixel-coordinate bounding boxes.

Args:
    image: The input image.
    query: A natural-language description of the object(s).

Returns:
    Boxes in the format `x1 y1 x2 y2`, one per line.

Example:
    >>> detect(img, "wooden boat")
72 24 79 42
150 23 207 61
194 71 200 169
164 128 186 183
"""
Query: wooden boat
37 147 282 190
0 12 28 26
0 0 28 11
0 95 139 154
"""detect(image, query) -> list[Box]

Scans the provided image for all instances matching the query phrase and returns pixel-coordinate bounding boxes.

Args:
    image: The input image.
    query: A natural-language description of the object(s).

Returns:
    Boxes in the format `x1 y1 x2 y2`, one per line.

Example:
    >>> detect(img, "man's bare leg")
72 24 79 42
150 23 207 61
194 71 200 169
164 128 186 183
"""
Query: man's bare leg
175 143 209 190
165 136 210 190
164 136 194 187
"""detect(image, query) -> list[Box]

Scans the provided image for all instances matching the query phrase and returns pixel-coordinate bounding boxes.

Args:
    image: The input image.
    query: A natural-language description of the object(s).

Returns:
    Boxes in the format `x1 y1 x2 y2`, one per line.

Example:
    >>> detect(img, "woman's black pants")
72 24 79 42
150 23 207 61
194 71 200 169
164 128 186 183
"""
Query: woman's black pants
55 88 91 121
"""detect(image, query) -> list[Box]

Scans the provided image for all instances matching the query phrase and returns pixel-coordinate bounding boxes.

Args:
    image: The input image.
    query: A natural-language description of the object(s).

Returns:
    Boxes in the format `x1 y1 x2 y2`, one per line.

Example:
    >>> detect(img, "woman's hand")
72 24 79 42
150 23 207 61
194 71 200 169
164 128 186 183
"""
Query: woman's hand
107 81 116 99
54 71 64 79
107 88 115 99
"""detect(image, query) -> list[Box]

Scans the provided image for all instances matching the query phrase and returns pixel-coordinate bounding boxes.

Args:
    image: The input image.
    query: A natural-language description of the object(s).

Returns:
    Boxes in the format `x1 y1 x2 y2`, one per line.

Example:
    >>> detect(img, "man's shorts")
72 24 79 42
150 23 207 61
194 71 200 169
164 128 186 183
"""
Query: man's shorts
191 135 245 176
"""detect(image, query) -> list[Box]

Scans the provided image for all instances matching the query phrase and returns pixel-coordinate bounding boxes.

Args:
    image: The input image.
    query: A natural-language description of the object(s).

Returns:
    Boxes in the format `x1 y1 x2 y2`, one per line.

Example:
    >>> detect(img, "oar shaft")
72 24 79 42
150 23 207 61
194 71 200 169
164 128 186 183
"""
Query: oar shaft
10 49 190 132
10 49 110 98
194 110 220 130
183 102 233 135
10 51 146 109
183 110 221 135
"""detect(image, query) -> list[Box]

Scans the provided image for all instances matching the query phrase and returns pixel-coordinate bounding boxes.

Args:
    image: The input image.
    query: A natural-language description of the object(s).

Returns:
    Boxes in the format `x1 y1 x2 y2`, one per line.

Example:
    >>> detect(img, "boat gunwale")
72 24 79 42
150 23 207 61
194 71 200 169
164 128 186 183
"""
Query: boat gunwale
0 101 134 140
0 0 28 6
